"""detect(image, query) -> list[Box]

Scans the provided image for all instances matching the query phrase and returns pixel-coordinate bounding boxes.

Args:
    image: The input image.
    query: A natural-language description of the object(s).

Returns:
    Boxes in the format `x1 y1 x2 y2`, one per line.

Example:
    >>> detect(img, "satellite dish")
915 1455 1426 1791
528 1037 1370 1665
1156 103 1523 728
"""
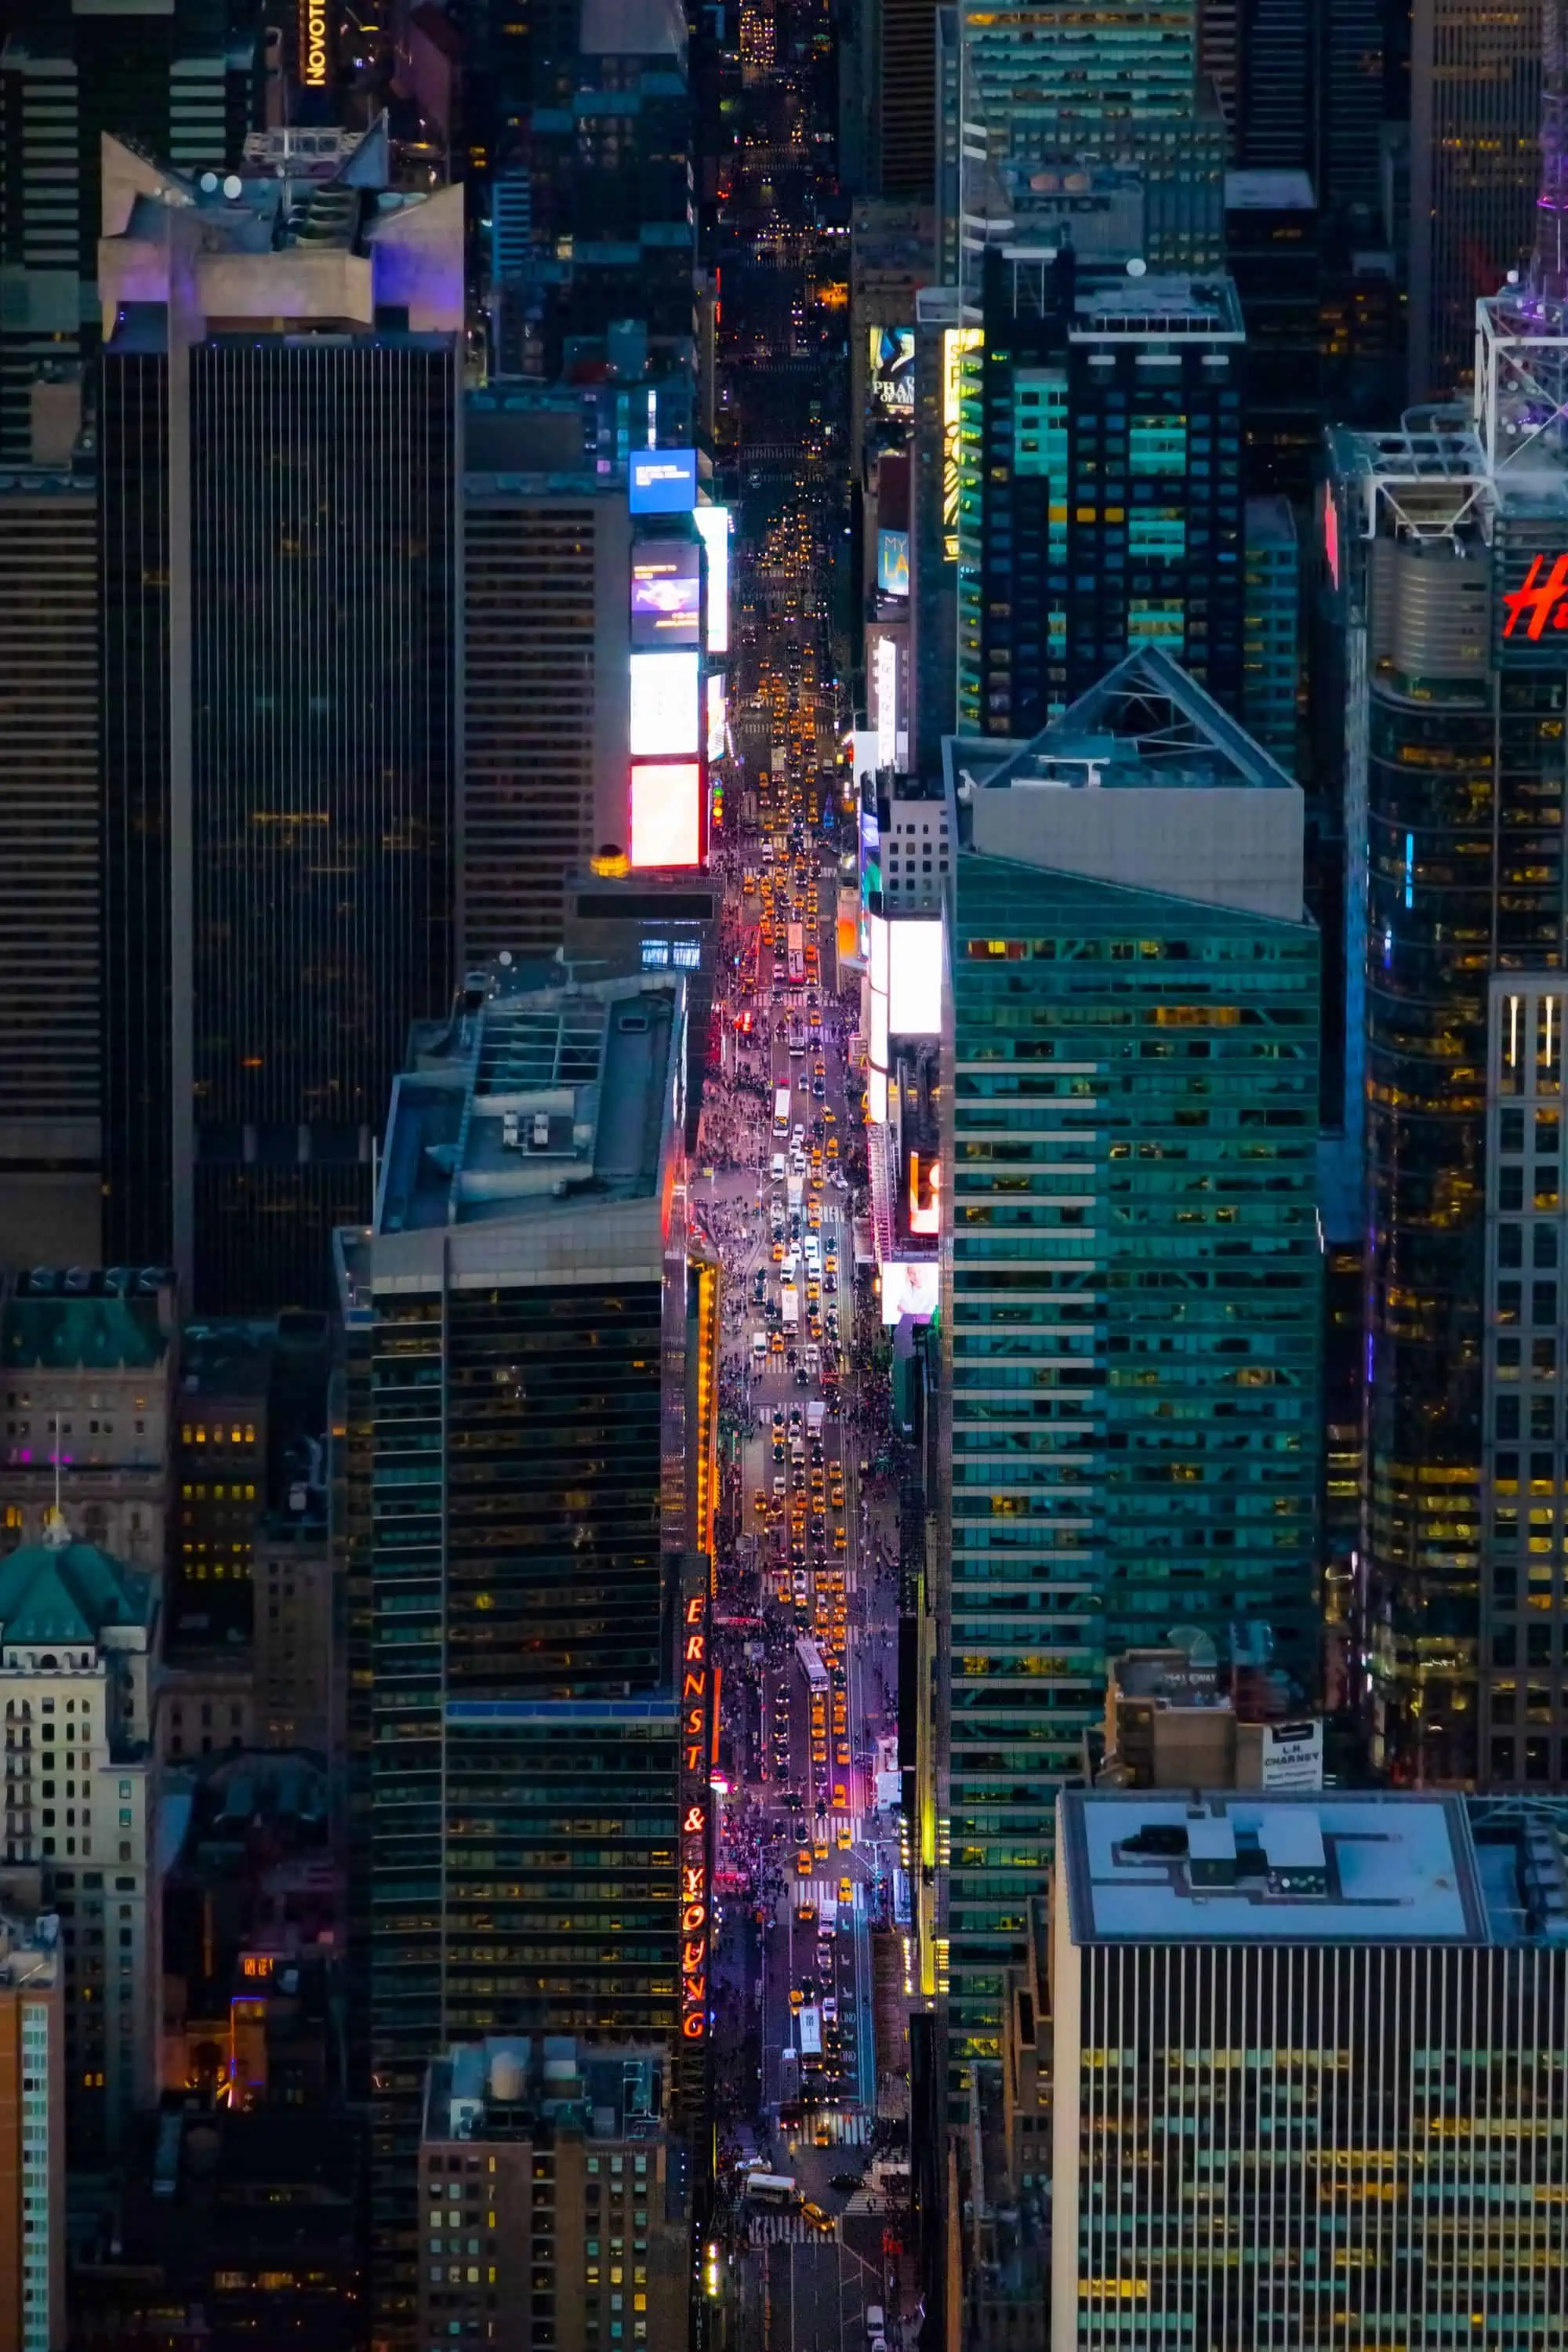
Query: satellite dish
1126 256 1148 278
199 171 220 194
223 174 243 200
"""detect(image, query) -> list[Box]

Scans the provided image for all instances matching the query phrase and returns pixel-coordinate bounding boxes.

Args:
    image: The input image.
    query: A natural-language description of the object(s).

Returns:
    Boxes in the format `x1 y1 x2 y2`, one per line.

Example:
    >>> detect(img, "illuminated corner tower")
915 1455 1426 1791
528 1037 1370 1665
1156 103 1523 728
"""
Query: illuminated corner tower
1332 4 1568 1785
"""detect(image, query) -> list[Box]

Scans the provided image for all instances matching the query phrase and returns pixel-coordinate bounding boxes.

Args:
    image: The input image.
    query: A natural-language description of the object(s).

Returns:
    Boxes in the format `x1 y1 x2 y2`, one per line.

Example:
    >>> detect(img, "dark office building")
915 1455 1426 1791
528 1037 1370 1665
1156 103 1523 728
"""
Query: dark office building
336 962 719 2337
96 139 463 1314
0 0 260 463
956 246 1247 736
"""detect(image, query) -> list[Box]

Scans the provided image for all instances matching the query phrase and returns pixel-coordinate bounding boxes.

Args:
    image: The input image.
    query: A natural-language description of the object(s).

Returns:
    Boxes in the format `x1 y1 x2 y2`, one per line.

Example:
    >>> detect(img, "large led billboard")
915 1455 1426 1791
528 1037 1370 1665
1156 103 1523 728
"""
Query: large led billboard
632 541 701 648
869 326 915 410
630 763 702 868
630 651 700 757
880 1259 938 1325
630 448 698 514
706 671 727 761
873 636 898 770
877 528 909 597
693 504 731 653
888 917 943 1037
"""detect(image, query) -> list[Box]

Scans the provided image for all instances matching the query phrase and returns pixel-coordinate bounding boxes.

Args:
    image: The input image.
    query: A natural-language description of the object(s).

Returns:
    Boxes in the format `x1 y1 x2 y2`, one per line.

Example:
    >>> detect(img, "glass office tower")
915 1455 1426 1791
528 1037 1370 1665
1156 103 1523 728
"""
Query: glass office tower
942 648 1320 2092
957 246 1247 736
337 961 719 2337
96 139 463 1313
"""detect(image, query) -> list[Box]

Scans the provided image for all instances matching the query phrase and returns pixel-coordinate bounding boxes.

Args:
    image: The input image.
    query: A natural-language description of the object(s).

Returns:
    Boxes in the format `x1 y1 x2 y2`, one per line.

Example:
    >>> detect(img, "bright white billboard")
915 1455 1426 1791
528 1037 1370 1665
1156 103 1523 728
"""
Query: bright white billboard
630 763 702 868
881 1260 938 1324
630 651 700 758
888 916 943 1038
706 671 727 760
694 504 731 654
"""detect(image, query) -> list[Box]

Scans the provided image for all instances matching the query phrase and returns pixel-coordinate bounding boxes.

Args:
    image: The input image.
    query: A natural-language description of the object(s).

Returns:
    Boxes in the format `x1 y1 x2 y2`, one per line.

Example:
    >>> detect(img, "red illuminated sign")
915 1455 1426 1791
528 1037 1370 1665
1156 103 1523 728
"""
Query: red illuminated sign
680 1593 709 2042
1502 553 1568 641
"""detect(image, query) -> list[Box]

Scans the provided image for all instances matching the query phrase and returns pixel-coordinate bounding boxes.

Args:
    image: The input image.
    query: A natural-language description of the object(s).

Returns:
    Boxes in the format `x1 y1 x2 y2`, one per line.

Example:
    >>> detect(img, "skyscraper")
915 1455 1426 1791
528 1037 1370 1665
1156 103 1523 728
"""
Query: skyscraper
461 459 633 964
337 960 718 2336
0 1904 64 2352
1409 0 1541 398
0 0 259 465
942 647 1320 2089
1051 1788 1568 2348
1329 152 1568 1773
956 246 1247 736
96 134 463 1313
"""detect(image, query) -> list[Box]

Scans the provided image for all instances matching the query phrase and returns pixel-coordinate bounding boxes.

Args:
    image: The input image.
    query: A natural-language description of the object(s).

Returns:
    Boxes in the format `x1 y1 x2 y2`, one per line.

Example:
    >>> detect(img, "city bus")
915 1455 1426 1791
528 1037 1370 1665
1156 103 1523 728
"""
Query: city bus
786 922 805 985
774 1085 793 1138
795 1634 829 1697
744 2173 798 2209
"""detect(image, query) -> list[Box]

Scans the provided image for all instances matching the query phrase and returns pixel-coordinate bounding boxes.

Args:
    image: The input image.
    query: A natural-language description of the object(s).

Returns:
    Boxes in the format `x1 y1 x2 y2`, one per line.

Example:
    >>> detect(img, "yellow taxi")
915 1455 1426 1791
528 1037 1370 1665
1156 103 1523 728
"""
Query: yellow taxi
808 1201 822 1228
797 1849 812 1878
837 1822 852 1850
753 1491 768 1518
839 1878 854 1905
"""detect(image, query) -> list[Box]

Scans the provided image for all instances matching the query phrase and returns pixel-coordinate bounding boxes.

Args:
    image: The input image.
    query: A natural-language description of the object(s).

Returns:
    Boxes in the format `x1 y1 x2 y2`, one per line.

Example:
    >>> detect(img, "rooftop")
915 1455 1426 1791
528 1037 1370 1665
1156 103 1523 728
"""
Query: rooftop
0 1530 156 1646
965 645 1295 800
1059 1791 1568 1947
1225 168 1316 212
425 2035 670 2146
0 1906 60 1990
2 1277 172 1374
374 964 684 1236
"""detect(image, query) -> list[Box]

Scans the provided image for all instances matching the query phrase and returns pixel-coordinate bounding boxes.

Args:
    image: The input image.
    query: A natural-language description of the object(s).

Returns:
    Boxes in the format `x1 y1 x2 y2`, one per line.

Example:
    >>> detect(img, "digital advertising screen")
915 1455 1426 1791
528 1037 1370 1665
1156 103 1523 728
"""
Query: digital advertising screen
888 916 944 1038
632 541 701 649
706 671 727 761
630 448 699 514
880 1259 939 1325
630 651 701 757
877 528 909 598
869 326 915 411
630 763 702 868
693 504 731 654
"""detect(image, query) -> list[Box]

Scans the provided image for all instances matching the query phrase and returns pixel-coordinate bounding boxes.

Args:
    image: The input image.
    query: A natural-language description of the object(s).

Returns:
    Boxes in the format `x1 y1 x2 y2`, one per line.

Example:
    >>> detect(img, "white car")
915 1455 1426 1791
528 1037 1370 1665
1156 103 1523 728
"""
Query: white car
771 1153 786 1179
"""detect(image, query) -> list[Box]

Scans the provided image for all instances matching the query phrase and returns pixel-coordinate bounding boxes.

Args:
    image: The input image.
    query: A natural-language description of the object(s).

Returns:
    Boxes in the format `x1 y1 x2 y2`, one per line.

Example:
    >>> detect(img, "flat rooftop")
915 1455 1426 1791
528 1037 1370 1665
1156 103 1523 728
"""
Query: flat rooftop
1060 1791 1568 1947
376 964 683 1236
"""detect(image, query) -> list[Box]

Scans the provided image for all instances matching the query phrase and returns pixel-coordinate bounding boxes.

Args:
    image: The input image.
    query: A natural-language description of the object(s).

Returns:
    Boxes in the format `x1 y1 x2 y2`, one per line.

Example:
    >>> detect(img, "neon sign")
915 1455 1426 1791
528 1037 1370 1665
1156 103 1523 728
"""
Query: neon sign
1502 553 1568 641
679 1593 709 2042
299 0 329 87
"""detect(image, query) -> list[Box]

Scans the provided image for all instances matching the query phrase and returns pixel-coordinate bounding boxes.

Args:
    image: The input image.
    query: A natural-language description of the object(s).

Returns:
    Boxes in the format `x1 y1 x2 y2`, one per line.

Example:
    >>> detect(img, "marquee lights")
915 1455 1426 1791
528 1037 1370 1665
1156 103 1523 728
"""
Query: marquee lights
680 1594 710 2042
299 0 329 86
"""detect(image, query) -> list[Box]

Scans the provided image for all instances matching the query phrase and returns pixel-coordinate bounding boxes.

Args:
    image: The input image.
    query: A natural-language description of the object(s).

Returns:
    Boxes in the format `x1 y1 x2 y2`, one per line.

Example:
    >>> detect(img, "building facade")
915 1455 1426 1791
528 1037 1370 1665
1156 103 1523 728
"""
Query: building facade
1409 0 1541 399
461 474 633 963
0 467 100 1265
416 2038 691 2352
0 0 257 464
0 1524 159 2161
0 1271 175 1570
96 137 463 1314
0 1903 64 2352
942 650 1320 2092
1481 973 1568 1789
957 249 1247 737
337 962 718 2336
1051 1788 1568 2348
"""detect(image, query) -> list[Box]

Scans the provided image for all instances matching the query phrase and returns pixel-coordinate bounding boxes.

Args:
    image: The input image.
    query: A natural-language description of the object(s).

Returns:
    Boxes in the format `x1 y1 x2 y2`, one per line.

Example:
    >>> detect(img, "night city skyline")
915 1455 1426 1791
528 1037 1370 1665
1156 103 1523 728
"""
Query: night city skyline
1 1 1568 2349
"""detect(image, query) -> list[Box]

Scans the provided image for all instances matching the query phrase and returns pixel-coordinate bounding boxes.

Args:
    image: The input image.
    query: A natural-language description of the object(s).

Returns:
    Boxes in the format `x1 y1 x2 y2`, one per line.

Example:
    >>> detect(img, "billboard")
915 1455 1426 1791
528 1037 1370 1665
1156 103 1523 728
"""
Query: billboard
877 528 909 598
706 671 727 761
943 325 982 562
888 916 943 1038
630 651 700 757
880 1259 938 1325
1256 1719 1324 1791
869 326 915 410
630 763 702 868
632 540 701 648
873 636 898 770
693 504 731 654
630 448 698 514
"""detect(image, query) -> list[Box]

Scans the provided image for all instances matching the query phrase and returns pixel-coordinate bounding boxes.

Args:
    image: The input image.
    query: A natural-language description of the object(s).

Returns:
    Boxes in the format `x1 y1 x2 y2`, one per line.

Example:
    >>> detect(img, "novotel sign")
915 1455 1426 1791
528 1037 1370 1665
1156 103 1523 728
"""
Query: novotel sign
299 0 330 88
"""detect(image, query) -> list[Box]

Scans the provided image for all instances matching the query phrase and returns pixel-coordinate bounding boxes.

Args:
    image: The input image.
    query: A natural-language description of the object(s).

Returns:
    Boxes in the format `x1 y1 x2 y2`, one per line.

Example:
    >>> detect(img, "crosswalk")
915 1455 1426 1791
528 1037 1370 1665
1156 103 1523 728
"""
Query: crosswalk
793 1876 861 1913
746 2211 836 2245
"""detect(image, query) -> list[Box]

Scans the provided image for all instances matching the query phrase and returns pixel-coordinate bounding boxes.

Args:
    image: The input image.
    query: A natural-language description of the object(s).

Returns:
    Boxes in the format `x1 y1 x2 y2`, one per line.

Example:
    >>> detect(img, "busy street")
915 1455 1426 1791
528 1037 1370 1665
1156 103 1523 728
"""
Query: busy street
695 761 910 2352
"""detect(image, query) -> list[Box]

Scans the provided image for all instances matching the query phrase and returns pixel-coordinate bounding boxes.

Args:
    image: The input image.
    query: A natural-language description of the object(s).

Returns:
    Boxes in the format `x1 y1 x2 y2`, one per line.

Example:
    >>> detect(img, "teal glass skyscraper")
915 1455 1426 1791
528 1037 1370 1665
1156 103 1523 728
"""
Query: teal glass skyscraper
941 648 1321 2086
